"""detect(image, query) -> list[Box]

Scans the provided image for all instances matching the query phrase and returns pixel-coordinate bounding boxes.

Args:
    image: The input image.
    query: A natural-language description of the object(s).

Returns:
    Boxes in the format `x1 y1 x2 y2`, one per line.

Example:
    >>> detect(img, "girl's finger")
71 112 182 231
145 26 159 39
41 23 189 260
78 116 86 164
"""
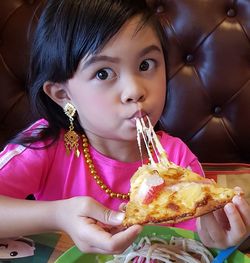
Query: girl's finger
80 245 114 254
106 225 142 253
232 195 250 227
213 208 230 230
197 216 216 247
234 186 244 195
81 197 125 226
199 212 227 248
119 203 127 212
83 223 142 252
224 202 247 244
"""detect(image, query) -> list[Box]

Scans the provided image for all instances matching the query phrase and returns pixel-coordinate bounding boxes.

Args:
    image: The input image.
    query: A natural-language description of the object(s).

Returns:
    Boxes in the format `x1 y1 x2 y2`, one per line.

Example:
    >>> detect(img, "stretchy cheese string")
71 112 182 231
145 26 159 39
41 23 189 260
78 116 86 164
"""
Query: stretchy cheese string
136 118 155 166
136 119 144 166
136 116 170 167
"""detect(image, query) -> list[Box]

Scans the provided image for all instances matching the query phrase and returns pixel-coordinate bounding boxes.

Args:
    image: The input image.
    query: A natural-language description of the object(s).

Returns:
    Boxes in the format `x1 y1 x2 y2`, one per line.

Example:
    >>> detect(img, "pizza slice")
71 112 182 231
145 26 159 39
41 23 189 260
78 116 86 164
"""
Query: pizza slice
122 116 239 227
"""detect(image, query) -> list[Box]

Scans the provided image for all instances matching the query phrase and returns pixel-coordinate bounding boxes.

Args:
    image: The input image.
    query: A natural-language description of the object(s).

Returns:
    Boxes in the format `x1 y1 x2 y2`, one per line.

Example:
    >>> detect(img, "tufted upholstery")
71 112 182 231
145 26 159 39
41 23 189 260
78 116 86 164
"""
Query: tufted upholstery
155 0 250 163
0 0 250 163
0 0 45 149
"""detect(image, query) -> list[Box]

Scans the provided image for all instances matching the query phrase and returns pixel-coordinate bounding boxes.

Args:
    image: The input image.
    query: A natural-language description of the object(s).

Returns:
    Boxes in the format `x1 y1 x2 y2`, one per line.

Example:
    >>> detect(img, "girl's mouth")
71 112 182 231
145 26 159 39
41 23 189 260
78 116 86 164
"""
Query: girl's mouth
131 109 148 119
129 113 150 127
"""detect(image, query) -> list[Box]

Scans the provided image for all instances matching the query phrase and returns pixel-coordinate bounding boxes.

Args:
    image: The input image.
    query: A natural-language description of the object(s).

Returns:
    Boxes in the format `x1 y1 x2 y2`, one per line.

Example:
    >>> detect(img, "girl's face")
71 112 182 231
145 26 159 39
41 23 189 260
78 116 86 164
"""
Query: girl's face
65 16 166 142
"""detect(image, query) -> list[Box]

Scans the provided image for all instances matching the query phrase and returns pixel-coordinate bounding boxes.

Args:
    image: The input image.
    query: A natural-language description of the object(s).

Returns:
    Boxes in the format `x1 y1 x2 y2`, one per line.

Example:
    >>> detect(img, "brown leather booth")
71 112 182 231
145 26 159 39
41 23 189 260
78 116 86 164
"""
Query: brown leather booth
0 0 45 149
1 0 250 255
0 0 250 163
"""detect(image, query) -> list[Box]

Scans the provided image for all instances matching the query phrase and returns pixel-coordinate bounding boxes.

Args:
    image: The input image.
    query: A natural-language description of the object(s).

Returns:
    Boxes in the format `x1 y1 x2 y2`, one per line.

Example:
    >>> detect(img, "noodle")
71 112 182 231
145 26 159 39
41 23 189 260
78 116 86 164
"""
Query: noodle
106 235 214 263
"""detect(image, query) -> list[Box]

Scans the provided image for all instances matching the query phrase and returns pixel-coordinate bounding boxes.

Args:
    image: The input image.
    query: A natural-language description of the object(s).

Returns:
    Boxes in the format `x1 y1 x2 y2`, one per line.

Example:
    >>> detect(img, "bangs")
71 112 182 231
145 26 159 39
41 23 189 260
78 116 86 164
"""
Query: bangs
60 0 154 78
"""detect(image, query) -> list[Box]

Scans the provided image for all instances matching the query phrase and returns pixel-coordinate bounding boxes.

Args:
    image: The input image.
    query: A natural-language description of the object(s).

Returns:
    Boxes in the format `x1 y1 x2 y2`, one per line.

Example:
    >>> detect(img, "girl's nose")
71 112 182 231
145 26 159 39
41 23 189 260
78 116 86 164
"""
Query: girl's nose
121 77 146 103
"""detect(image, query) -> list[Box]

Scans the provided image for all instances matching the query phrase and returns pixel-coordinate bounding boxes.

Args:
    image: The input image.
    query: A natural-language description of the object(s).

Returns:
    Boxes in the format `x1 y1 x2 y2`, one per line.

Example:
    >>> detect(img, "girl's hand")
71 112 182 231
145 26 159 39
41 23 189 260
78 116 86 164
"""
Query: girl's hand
56 196 142 254
197 195 250 249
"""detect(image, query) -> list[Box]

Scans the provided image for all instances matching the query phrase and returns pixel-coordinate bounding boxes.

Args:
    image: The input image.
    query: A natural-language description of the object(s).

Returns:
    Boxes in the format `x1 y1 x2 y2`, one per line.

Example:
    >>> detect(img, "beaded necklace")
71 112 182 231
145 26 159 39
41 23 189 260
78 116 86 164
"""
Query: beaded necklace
82 134 151 200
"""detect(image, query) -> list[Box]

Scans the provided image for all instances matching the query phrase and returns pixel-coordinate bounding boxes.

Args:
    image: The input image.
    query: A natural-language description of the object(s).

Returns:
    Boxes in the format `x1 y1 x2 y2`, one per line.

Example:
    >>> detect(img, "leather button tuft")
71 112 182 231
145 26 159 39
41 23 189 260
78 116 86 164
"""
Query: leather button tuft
227 8 236 17
186 54 194 63
214 106 222 114
156 5 164 13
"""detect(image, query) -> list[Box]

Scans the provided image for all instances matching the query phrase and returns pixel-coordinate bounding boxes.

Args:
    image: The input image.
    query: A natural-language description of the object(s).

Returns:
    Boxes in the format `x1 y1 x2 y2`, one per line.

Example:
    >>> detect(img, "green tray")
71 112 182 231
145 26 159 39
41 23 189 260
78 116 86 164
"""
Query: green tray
55 226 250 263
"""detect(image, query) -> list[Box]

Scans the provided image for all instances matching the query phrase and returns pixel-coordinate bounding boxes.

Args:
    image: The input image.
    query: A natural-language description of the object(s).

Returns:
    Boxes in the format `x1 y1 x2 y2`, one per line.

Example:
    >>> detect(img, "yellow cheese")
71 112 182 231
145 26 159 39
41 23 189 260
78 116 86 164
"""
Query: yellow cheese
176 183 205 208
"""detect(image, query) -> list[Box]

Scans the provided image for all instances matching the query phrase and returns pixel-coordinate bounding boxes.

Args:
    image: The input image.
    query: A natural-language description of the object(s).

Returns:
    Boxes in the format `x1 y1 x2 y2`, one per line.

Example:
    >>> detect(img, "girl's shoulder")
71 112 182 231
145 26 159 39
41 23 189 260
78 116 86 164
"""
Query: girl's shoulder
0 119 64 169
22 118 48 137
156 130 204 176
156 130 187 148
29 118 48 128
156 130 200 168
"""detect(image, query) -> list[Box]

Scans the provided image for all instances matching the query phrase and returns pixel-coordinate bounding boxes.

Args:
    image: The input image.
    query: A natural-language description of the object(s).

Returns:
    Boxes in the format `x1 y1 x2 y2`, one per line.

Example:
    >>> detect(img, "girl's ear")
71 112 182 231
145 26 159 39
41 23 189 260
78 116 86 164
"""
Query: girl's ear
43 81 70 108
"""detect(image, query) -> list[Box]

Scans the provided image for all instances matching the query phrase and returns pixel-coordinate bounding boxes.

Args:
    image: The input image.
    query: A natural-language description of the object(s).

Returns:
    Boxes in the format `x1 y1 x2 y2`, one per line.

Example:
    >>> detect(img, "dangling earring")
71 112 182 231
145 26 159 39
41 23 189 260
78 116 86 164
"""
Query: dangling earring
63 103 80 157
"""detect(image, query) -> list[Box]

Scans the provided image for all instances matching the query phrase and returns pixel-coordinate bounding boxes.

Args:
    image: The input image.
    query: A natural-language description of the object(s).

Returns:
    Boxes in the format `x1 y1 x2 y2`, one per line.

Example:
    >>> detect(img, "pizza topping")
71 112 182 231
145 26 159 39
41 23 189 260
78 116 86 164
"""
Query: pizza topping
167 202 180 211
167 180 213 192
136 170 165 204
177 183 205 208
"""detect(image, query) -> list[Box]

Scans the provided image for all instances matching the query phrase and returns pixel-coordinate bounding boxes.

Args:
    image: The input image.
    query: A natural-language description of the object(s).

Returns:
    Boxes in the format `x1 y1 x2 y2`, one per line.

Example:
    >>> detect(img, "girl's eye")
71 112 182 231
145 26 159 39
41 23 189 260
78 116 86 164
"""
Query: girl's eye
139 59 155 71
96 68 115 80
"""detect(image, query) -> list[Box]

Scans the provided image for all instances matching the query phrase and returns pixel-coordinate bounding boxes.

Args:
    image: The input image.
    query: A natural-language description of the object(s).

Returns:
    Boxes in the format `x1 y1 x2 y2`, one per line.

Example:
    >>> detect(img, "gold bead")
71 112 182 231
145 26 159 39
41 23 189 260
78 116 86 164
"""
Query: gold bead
117 194 122 199
91 170 97 175
101 185 107 190
105 189 111 194
89 164 94 169
93 175 99 180
122 194 128 199
82 137 88 142
96 180 102 185
90 168 95 174
110 192 116 198
82 142 88 148
86 159 92 164
84 152 90 158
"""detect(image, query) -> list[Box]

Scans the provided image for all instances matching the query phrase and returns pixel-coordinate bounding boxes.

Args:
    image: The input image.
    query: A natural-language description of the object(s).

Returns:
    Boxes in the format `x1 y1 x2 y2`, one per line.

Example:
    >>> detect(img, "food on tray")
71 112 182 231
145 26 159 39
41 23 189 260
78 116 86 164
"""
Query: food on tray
123 116 238 227
106 235 214 263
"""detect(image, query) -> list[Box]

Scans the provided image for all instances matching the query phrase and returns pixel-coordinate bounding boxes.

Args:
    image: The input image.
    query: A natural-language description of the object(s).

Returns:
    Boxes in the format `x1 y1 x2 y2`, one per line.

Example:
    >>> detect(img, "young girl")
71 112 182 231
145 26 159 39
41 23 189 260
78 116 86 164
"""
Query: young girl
0 0 249 255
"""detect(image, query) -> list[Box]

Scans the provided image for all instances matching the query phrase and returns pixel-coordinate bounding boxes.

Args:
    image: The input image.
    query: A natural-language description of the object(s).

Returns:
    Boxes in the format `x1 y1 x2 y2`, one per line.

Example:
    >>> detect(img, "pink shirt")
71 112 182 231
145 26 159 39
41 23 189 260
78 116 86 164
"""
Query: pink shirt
0 119 204 231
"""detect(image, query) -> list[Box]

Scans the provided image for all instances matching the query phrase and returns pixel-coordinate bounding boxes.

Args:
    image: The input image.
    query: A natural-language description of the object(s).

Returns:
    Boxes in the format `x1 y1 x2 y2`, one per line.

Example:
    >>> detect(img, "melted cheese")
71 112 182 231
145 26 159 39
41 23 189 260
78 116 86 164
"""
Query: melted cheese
123 116 235 227
136 116 170 167
175 183 205 208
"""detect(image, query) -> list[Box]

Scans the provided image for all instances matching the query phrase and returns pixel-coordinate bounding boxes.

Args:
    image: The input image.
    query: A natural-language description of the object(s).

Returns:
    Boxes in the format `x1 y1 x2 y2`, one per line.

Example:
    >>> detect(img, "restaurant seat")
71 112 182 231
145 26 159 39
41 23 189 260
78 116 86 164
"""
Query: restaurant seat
0 0 249 162
153 0 250 163
0 0 45 149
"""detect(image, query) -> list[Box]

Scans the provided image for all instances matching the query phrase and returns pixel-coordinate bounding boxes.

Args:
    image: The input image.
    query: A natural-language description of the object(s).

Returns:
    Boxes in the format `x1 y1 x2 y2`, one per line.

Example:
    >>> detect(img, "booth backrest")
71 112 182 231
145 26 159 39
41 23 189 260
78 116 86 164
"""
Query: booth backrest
0 0 45 149
155 0 250 163
0 0 250 163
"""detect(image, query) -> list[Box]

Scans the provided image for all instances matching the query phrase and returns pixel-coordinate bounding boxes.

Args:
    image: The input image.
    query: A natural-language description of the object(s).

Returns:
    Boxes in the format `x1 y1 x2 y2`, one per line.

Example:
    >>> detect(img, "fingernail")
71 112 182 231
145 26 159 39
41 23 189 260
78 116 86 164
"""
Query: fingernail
232 195 242 204
225 203 235 214
112 212 125 224
135 225 143 234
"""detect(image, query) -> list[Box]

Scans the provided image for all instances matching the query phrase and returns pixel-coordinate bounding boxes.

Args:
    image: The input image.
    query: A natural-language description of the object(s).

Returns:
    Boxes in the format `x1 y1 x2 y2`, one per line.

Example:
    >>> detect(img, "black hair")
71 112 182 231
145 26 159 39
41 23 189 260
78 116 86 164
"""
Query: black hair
14 0 167 146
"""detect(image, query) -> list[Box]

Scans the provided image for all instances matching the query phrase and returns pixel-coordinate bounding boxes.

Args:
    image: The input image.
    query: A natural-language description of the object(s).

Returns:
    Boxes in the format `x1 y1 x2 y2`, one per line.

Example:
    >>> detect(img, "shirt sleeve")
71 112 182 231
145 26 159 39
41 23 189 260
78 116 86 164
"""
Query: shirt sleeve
0 142 54 199
160 131 205 176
